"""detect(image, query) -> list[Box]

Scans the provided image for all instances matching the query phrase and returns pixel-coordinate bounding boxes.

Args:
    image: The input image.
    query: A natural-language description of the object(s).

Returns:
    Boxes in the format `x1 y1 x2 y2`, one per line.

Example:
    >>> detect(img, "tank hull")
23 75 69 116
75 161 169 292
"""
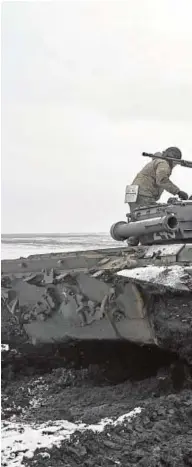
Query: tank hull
2 244 192 362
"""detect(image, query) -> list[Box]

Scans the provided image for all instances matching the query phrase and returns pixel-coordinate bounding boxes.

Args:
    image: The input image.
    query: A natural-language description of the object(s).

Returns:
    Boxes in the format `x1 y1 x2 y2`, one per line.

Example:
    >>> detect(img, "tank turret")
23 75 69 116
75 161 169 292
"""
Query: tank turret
110 199 192 245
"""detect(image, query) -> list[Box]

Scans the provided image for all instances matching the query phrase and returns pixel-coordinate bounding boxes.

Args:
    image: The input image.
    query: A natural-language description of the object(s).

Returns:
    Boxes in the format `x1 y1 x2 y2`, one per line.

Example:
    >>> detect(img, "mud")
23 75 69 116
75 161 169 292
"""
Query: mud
2 342 192 467
1 244 192 466
1 340 177 383
151 294 192 364
24 391 192 467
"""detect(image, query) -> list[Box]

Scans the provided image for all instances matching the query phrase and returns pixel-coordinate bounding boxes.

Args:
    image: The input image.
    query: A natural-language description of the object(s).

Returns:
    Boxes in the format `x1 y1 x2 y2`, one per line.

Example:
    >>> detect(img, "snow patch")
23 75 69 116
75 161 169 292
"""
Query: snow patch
1 344 9 352
1 407 142 467
117 265 190 291
144 244 183 258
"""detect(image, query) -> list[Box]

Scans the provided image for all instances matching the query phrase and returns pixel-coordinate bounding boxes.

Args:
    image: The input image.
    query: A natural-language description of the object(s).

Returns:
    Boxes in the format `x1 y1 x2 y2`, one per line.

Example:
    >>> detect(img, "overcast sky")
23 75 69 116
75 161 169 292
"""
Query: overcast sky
2 0 192 233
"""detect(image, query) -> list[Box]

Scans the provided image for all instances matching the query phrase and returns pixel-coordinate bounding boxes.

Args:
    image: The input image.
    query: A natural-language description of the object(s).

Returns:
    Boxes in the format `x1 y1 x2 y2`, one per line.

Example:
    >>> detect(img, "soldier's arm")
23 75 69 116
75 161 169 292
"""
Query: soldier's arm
155 161 180 195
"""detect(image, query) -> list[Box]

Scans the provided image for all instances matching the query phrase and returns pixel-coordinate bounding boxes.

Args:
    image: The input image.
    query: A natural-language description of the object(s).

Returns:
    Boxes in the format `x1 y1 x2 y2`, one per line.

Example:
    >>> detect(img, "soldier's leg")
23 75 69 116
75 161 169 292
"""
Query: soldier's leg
138 195 157 207
128 196 156 246
129 195 156 212
127 202 139 245
129 202 136 213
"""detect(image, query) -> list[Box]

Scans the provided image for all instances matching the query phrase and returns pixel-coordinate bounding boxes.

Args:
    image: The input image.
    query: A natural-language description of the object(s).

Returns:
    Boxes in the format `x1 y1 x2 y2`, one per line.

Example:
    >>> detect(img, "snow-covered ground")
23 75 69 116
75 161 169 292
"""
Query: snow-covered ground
2 408 141 467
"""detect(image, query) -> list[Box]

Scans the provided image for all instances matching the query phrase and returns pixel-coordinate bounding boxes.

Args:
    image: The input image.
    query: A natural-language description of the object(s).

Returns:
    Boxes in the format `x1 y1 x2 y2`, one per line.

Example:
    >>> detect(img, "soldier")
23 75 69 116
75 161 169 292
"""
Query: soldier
128 147 188 246
129 147 188 213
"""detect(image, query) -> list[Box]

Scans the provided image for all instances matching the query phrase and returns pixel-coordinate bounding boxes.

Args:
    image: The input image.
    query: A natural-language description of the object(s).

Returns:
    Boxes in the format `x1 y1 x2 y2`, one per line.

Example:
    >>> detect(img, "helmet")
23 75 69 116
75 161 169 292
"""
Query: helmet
163 147 182 160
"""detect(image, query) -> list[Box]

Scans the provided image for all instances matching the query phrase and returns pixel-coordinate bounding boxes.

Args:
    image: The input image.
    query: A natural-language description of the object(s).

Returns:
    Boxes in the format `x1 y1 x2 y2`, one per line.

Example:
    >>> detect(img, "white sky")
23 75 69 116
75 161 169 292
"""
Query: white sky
2 0 192 233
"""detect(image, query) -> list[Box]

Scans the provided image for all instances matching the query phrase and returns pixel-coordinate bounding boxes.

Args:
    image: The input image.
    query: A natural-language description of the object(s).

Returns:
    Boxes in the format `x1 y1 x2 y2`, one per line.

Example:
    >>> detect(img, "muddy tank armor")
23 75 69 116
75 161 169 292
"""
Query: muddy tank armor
1 198 192 363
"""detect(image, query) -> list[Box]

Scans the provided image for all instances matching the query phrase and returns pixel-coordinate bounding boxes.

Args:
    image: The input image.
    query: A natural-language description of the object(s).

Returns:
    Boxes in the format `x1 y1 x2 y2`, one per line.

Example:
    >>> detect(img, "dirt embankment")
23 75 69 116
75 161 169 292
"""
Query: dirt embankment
2 341 192 467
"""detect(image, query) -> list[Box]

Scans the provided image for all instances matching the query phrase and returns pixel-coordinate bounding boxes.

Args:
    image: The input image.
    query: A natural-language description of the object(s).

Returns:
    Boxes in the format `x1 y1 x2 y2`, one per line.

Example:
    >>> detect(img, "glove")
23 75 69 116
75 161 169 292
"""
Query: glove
178 191 188 200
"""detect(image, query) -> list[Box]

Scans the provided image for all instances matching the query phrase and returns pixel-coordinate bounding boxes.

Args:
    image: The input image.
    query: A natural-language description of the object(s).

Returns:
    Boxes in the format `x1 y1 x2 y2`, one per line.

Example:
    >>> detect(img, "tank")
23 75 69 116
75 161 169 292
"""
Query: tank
1 198 192 363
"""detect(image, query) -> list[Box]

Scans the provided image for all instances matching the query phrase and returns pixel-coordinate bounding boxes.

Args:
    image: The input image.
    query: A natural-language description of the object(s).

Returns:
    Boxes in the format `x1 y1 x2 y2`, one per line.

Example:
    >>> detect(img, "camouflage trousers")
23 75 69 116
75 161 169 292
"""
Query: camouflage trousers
128 195 157 245
129 195 157 213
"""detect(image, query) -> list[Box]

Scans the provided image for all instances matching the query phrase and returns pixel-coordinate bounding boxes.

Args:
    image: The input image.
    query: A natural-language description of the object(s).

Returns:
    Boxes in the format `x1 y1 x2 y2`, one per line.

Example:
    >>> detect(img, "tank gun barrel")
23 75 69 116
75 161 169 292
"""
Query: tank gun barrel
142 152 192 168
110 214 178 242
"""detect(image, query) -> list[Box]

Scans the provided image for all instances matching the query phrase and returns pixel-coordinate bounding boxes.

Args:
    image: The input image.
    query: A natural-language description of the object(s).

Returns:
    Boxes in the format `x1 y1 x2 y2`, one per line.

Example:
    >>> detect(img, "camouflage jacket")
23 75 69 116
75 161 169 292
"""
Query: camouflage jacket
132 155 180 200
